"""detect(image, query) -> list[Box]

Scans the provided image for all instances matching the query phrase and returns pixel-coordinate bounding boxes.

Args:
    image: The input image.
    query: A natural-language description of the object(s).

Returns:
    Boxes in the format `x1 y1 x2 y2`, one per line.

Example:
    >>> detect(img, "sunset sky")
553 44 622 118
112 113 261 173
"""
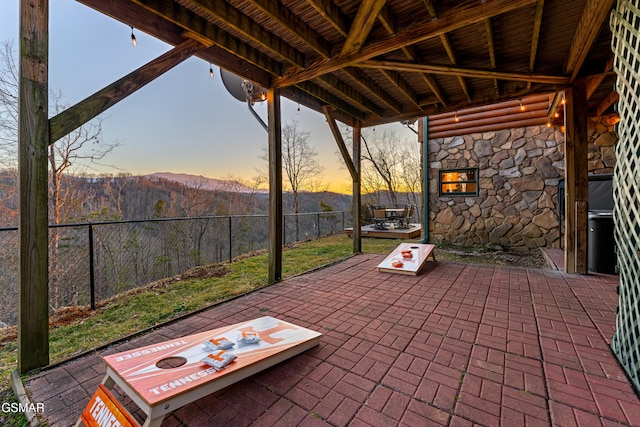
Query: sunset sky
0 0 419 193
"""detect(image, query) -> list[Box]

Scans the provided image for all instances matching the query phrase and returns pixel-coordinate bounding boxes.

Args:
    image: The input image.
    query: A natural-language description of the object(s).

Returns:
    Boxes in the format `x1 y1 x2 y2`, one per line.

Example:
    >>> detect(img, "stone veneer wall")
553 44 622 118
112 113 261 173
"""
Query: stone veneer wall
427 117 617 250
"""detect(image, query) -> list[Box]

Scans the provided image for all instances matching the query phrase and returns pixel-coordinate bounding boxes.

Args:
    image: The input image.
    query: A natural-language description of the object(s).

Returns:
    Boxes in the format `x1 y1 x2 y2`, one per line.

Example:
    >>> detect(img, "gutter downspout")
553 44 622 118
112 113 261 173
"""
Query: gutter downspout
421 116 429 243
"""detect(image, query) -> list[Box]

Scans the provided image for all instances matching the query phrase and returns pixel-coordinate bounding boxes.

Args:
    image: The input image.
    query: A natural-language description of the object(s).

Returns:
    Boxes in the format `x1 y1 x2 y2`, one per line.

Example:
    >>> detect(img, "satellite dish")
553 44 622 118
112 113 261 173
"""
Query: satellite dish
220 68 267 105
219 67 269 132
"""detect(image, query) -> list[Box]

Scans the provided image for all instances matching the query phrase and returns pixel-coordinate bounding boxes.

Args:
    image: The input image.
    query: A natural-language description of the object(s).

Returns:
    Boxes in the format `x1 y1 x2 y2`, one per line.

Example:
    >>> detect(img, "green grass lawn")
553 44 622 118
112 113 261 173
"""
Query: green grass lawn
0 234 409 391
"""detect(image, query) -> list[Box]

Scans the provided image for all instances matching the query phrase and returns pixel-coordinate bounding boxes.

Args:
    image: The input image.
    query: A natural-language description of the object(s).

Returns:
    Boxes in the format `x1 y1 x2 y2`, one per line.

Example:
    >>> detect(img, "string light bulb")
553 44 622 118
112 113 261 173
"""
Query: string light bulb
297 103 301 115
209 63 214 78
454 112 459 122
546 122 551 128
519 99 525 111
130 26 137 47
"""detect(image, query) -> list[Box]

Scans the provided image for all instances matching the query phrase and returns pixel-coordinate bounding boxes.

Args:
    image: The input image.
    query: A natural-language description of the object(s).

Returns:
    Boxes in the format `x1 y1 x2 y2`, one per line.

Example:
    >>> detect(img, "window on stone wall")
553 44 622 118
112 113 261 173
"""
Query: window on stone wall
439 168 479 196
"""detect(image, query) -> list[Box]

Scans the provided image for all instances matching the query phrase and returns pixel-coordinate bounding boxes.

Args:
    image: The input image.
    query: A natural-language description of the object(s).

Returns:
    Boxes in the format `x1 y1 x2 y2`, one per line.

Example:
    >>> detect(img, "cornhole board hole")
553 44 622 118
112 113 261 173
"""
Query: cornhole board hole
77 316 321 427
377 243 436 276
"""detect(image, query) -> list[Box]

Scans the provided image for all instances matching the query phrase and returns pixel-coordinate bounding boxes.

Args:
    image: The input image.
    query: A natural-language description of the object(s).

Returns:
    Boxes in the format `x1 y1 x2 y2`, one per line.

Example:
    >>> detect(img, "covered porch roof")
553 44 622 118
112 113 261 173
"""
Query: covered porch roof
74 0 617 127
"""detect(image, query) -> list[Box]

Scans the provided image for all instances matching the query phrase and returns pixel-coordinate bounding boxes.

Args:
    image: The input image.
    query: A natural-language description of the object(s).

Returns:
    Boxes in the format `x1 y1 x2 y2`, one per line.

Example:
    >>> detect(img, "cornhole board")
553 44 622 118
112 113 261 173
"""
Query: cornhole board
77 316 321 427
377 243 436 276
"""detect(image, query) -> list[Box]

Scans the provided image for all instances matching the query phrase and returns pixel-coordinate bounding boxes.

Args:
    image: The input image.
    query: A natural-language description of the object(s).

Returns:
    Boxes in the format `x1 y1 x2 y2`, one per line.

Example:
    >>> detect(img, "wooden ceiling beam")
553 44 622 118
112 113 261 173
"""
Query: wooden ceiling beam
595 90 619 117
380 69 422 110
276 0 537 87
357 60 571 85
245 0 332 58
485 18 499 95
438 33 472 102
307 0 349 37
179 0 305 67
341 0 387 56
586 55 614 99
323 106 358 179
419 73 447 106
295 81 368 122
343 68 403 114
316 74 384 117
564 0 616 82
133 0 282 76
377 5 417 60
529 0 545 72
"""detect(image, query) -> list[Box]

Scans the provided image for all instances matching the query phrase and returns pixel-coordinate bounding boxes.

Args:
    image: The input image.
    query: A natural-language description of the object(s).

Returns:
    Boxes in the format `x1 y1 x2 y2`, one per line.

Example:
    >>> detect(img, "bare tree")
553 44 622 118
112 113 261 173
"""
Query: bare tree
1 38 119 308
262 120 324 240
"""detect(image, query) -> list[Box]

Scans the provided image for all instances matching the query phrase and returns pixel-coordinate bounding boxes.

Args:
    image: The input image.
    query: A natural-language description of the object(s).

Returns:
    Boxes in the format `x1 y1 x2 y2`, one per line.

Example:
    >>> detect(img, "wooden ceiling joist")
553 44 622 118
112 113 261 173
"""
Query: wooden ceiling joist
246 0 332 58
316 74 384 117
179 0 306 67
307 0 349 37
340 0 387 56
595 90 619 117
529 0 545 72
485 18 499 95
133 0 282 76
343 68 404 114
564 0 616 82
295 81 367 122
276 0 538 87
586 55 615 99
379 69 422 111
357 60 571 85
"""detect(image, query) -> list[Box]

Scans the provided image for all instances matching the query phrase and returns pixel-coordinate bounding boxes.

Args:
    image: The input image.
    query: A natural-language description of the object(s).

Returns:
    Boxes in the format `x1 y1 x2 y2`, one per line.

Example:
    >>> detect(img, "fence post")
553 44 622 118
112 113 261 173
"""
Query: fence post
317 213 320 238
88 223 96 310
228 216 232 263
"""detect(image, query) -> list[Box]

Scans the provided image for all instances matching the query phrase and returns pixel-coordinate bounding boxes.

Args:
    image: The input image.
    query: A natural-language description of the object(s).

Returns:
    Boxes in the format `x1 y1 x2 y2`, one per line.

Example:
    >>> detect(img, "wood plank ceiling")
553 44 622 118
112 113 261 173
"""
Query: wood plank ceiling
76 0 617 127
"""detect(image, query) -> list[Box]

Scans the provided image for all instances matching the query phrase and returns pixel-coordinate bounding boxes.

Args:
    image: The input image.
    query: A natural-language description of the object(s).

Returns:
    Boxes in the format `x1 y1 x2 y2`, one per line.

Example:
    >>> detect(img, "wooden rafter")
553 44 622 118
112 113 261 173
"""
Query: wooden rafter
586 55 615 99
323 106 358 180
564 0 616 81
245 0 332 58
380 70 422 110
420 73 447 106
485 18 499 94
181 0 306 67
341 0 387 56
307 0 349 37
276 0 537 87
595 91 619 116
316 74 384 117
377 4 416 60
529 0 545 72
343 68 404 114
133 0 281 76
357 60 571 85
422 2 471 102
295 81 368 121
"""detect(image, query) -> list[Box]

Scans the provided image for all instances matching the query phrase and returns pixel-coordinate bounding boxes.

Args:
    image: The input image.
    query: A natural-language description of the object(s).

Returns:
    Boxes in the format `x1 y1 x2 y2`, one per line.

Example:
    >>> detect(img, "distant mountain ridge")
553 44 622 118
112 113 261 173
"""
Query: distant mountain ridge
145 172 266 194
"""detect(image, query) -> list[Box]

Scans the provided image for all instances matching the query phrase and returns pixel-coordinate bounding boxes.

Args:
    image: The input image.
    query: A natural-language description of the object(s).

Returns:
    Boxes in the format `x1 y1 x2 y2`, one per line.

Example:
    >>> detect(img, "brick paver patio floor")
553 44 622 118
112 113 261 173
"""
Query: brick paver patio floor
24 254 640 426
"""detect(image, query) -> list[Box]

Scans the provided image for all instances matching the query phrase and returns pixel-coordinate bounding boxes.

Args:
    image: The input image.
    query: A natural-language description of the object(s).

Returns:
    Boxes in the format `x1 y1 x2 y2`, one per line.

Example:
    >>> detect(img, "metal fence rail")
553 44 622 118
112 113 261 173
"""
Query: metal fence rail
0 211 349 326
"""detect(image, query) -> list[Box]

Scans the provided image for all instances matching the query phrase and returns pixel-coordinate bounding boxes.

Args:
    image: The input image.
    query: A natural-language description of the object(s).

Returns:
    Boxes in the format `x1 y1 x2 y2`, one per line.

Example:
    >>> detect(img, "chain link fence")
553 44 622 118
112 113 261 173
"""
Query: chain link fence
0 210 349 326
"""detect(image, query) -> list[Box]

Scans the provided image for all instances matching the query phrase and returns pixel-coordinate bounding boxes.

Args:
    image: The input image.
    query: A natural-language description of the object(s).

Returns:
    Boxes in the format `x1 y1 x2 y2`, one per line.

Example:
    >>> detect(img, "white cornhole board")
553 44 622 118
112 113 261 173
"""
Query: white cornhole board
377 243 435 276
79 316 321 427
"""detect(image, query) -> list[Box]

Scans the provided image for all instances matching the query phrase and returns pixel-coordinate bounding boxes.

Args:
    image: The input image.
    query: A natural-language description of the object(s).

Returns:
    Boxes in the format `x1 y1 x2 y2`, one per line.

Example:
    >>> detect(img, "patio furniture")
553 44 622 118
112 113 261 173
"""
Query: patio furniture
377 242 436 275
403 205 415 228
385 206 408 228
78 317 321 427
369 205 388 229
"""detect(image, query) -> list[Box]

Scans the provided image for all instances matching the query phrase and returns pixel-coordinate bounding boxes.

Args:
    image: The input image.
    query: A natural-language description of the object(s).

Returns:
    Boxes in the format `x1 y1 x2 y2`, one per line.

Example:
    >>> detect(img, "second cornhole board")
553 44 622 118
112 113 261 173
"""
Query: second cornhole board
377 243 435 275
84 316 321 427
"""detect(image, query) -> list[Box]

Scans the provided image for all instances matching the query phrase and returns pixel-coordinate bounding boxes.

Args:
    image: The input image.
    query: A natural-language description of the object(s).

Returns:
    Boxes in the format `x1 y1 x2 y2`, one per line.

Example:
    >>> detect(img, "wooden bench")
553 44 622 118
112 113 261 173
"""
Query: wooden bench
77 316 321 427
377 243 436 275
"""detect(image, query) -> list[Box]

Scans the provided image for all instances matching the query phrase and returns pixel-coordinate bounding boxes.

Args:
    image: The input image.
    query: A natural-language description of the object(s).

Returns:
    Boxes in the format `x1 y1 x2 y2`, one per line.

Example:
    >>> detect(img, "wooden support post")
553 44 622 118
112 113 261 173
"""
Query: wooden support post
564 88 575 273
563 82 589 274
573 80 589 274
352 122 362 254
267 88 282 284
18 0 50 372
